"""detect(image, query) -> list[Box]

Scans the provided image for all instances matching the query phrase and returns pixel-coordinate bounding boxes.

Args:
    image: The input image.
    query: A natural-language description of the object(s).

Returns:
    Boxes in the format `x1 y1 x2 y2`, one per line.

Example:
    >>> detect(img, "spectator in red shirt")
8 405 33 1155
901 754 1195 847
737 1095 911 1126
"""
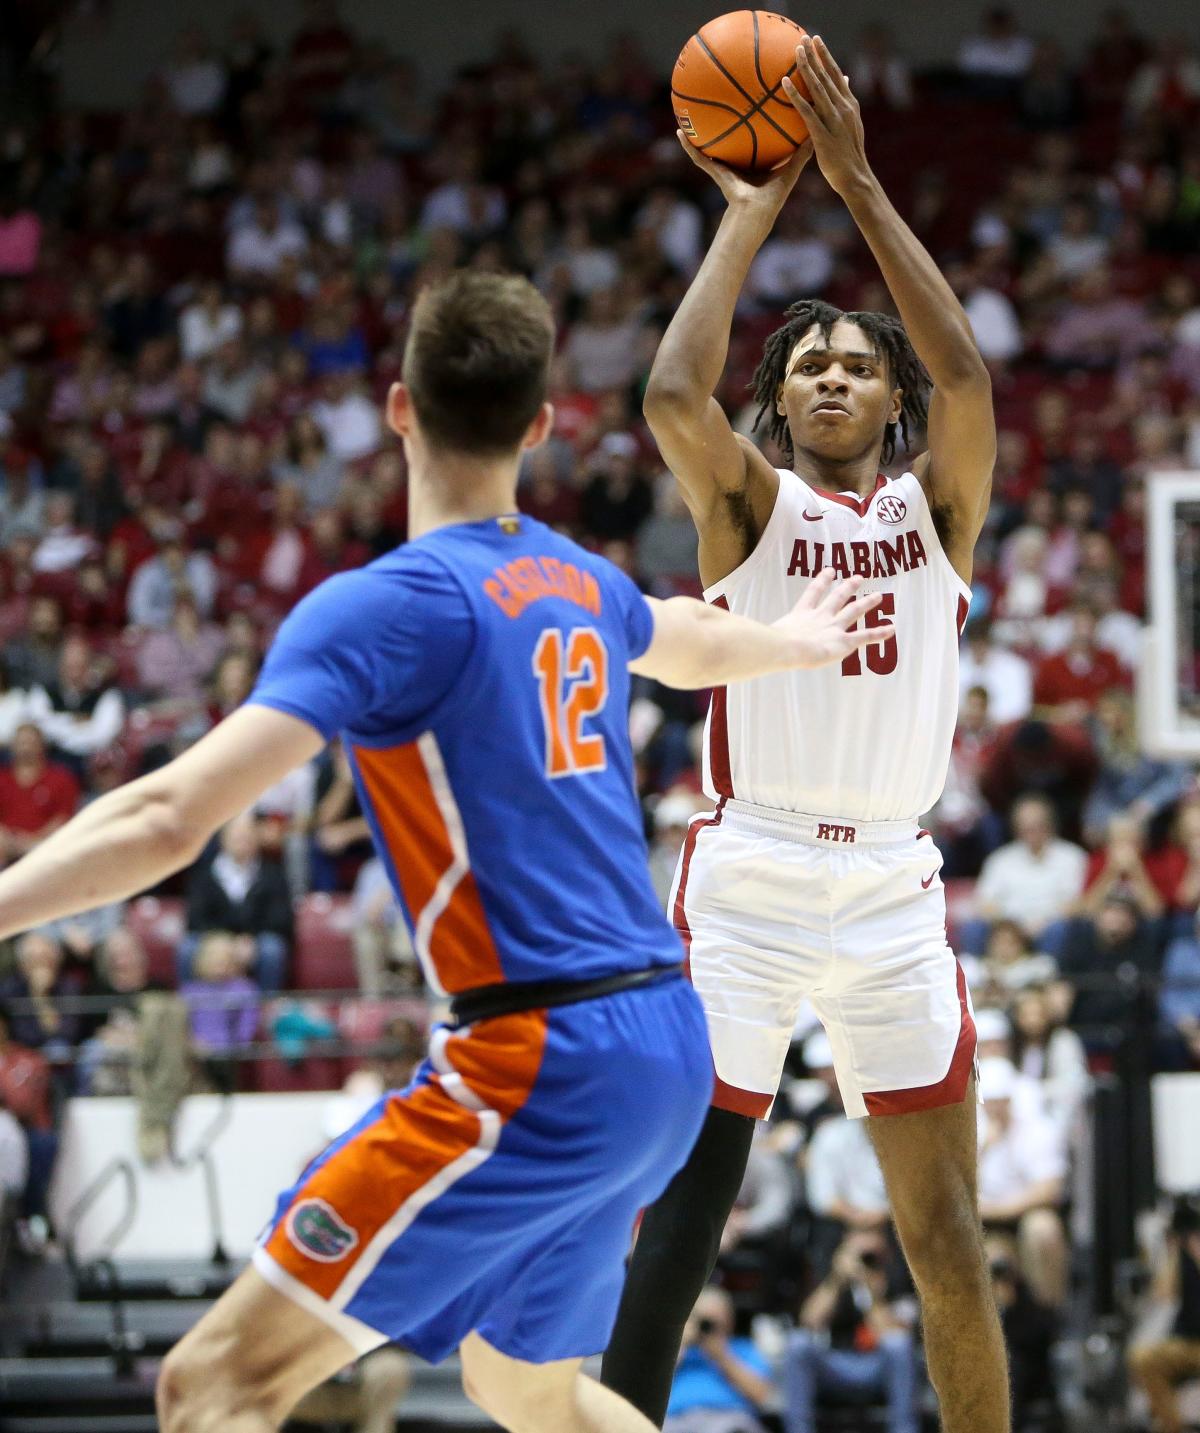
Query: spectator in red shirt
0 1005 52 1132
1033 605 1129 723
1078 813 1168 922
0 724 80 869
0 1004 58 1231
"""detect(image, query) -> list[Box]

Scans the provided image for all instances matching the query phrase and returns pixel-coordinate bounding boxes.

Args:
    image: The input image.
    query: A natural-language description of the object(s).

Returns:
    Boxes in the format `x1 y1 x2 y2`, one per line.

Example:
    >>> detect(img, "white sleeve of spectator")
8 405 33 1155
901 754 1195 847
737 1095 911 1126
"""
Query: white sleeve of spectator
803 1123 838 1215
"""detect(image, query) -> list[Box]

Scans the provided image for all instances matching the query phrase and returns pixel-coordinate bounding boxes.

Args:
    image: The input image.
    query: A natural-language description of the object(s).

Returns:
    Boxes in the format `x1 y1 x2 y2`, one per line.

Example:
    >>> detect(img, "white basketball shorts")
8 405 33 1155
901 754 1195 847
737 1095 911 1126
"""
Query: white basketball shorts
669 797 977 1120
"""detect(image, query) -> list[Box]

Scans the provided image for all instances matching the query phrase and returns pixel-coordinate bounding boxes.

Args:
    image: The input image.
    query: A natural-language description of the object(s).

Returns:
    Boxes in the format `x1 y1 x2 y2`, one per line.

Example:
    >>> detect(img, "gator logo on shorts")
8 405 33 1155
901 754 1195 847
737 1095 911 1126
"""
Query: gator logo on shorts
286 1199 359 1262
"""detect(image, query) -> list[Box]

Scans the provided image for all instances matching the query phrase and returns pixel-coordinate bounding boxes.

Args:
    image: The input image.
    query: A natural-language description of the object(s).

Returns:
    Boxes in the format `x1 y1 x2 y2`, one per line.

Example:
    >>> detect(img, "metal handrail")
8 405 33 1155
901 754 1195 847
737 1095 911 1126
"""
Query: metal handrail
61 1157 137 1276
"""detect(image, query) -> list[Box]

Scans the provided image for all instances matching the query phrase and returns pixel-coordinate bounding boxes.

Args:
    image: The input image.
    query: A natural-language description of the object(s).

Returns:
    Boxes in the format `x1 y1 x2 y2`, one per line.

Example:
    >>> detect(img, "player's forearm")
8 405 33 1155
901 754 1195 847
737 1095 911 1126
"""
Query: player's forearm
709 1347 773 1409
0 780 199 940
642 597 804 688
645 205 773 408
840 173 988 390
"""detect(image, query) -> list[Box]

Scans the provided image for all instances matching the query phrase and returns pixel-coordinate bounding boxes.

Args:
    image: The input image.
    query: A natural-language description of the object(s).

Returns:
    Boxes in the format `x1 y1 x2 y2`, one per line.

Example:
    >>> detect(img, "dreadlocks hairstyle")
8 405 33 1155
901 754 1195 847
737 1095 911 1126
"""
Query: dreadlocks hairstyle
750 299 931 466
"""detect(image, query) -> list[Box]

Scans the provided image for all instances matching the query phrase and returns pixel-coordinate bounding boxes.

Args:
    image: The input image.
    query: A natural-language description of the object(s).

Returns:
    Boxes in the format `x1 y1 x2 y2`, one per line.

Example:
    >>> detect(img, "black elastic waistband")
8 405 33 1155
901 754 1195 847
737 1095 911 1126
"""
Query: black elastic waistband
448 963 684 1027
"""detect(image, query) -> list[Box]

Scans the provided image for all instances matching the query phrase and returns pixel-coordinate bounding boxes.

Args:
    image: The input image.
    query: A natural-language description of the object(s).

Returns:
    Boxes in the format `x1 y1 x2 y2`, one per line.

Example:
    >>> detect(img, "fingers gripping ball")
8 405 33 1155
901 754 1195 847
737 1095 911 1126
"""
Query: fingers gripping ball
673 10 811 172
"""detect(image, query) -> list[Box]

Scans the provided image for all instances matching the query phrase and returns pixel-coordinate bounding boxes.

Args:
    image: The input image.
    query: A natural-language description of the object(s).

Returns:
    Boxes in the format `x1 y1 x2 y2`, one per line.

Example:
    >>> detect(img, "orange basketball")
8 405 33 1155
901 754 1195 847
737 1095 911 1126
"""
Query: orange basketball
673 10 810 172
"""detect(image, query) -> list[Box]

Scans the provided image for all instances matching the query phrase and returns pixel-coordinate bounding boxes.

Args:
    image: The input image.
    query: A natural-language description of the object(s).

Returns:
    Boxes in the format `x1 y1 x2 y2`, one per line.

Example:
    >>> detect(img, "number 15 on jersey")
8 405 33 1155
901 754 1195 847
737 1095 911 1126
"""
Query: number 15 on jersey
841 592 897 676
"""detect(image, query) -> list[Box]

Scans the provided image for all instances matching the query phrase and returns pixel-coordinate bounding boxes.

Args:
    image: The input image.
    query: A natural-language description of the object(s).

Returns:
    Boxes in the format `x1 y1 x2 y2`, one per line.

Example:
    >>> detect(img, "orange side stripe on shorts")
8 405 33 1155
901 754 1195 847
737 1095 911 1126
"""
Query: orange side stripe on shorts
264 1013 550 1302
354 740 504 993
265 1081 484 1301
443 1009 550 1120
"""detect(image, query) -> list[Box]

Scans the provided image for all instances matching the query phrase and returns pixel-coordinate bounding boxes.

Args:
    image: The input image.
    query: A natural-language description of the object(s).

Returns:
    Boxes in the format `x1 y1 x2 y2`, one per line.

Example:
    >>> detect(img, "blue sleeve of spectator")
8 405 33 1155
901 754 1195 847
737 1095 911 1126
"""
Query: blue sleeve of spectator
248 554 474 742
731 1339 771 1377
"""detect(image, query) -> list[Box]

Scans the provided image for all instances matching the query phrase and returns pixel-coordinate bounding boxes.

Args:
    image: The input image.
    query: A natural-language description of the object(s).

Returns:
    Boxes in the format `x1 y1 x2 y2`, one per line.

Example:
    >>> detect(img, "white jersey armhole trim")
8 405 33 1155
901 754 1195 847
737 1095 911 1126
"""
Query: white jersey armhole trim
899 470 974 607
702 467 795 604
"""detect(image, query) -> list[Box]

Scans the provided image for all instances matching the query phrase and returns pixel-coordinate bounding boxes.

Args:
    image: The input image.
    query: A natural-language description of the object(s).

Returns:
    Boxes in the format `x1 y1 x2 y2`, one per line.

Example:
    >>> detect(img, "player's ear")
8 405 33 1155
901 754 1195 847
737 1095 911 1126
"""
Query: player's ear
889 387 903 424
522 401 555 452
776 384 786 418
386 382 411 438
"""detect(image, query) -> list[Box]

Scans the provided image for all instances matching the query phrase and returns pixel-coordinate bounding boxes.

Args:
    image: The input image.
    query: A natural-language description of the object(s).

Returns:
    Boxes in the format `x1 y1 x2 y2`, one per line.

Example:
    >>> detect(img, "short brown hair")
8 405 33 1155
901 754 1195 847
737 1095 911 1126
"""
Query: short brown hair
402 272 555 457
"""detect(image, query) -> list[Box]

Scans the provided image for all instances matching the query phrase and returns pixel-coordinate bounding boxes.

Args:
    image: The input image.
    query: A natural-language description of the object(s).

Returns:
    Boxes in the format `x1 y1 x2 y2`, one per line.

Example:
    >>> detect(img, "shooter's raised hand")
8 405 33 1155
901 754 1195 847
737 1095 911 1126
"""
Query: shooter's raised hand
783 35 871 197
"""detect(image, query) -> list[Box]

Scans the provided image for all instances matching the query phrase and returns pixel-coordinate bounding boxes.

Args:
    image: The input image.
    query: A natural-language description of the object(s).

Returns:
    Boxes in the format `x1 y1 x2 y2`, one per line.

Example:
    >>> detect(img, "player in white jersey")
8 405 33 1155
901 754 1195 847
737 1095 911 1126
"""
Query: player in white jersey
602 37 1007 1433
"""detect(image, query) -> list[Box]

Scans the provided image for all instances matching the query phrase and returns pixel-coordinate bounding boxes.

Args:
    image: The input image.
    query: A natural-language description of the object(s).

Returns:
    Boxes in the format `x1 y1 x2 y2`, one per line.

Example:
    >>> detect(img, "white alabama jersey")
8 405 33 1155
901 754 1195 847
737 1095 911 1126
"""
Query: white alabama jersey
702 468 971 821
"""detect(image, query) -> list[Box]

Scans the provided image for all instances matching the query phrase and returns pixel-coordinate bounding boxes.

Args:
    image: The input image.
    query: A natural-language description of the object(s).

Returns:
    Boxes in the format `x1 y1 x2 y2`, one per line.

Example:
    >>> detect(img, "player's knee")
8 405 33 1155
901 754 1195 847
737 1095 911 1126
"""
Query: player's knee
899 1195 986 1295
157 1342 276 1433
360 1347 410 1404
157 1346 227 1433
460 1366 555 1433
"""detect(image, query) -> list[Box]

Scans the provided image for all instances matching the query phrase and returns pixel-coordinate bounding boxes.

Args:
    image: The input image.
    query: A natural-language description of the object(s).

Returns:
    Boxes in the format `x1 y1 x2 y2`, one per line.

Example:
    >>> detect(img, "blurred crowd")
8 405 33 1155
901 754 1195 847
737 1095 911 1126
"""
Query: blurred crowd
2 2 1200 1425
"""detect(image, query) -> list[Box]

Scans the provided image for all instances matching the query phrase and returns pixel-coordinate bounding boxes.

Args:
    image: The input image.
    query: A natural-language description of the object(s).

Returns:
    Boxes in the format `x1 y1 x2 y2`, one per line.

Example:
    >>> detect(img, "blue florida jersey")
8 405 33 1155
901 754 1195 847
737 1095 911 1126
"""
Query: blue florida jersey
251 514 680 994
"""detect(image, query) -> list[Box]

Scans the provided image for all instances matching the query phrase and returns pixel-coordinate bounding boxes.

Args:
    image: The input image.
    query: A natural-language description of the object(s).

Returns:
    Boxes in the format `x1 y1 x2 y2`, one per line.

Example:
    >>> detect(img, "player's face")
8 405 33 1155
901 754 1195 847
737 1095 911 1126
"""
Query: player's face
777 320 902 466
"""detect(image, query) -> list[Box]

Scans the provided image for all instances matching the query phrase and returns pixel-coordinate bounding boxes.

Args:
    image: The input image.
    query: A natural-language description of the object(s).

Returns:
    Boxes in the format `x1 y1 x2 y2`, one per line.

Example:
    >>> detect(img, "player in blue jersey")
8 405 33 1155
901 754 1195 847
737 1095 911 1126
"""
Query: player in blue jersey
0 271 891 1433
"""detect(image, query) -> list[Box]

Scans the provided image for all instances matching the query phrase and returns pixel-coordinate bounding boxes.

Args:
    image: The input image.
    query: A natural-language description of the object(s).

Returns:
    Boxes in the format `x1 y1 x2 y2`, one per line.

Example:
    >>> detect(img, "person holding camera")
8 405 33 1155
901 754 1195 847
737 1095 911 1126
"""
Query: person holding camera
1127 1196 1200 1433
665 1286 775 1433
986 1235 1059 1430
783 1229 919 1433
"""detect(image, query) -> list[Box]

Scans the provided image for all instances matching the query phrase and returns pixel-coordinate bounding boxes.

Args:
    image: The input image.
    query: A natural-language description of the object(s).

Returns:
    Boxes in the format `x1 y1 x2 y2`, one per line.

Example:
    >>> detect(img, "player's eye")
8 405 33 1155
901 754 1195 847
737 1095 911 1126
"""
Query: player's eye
855 366 874 377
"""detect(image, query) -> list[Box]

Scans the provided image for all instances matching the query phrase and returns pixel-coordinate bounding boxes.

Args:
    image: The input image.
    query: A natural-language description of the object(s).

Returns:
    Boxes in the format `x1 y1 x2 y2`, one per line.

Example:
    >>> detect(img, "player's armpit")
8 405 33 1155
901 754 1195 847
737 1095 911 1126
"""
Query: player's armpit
914 376 995 581
644 398 779 584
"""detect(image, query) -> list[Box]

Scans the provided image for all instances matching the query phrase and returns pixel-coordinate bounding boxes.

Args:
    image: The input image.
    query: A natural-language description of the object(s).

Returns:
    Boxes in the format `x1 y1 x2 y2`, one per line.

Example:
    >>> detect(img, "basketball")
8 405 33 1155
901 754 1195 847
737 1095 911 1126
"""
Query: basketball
672 10 811 172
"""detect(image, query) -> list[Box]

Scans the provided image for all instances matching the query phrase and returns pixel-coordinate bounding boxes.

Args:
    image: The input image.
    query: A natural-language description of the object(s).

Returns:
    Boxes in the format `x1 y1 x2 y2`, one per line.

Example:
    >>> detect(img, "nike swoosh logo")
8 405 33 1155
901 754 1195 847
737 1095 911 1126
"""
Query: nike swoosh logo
802 510 823 522
921 873 937 889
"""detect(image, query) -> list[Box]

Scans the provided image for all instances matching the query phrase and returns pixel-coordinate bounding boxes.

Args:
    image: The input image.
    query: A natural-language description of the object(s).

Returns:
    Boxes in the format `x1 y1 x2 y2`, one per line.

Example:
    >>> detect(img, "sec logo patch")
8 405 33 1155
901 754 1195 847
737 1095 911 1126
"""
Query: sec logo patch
877 495 907 525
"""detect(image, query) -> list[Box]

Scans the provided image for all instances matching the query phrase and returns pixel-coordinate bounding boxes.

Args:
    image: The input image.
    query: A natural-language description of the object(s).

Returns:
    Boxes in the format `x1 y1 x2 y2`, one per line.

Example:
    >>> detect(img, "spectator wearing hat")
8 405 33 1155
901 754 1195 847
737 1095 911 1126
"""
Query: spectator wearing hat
976 1056 1069 1310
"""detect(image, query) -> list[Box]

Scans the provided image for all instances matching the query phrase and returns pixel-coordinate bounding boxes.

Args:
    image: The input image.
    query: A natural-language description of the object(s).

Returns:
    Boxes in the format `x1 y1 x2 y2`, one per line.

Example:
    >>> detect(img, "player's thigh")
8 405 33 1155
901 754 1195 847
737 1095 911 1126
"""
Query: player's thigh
681 830 825 1103
816 842 974 1119
160 1266 356 1420
460 1330 581 1428
866 1080 986 1285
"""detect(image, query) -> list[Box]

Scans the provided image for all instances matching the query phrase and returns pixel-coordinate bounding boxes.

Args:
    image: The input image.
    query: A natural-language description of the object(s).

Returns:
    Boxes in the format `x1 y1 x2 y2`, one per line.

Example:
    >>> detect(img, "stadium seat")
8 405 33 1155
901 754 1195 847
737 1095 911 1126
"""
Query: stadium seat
293 893 357 991
250 1055 347 1093
126 895 186 986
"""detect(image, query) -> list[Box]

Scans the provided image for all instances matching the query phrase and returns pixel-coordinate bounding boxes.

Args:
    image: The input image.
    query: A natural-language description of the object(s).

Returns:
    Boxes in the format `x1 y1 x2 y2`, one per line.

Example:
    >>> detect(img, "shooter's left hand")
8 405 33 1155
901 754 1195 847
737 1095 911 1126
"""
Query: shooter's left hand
783 35 872 197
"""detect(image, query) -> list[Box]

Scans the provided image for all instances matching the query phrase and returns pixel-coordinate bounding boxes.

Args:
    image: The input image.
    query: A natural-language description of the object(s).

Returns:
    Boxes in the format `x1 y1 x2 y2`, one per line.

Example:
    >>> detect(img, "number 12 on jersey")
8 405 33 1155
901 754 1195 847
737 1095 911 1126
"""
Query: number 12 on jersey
841 592 897 676
533 627 610 777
